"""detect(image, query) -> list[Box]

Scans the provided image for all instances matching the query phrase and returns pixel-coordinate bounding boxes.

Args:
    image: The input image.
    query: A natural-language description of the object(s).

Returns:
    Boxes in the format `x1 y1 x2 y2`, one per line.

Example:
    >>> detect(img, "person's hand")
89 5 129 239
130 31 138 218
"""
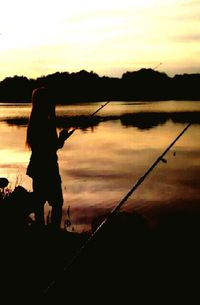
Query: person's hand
59 129 70 141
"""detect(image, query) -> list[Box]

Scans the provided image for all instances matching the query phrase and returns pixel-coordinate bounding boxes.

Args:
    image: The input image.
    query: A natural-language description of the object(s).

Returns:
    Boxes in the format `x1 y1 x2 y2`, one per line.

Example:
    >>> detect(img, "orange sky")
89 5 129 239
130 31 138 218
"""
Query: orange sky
1 0 200 80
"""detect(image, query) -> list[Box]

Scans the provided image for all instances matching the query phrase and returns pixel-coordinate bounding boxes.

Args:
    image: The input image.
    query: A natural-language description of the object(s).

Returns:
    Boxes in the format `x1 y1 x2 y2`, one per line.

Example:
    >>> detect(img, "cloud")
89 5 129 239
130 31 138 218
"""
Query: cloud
180 0 200 7
173 34 200 43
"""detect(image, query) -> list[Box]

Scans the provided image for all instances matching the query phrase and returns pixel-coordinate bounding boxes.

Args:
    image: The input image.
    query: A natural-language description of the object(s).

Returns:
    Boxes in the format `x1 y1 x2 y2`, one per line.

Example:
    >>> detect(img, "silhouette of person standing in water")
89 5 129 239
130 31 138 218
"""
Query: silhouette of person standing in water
26 87 69 229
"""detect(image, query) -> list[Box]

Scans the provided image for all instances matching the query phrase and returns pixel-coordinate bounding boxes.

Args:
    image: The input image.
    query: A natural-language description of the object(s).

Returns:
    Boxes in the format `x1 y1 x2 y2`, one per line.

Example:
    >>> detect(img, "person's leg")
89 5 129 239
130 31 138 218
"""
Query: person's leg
48 179 63 230
33 179 46 227
51 201 63 229
34 202 45 226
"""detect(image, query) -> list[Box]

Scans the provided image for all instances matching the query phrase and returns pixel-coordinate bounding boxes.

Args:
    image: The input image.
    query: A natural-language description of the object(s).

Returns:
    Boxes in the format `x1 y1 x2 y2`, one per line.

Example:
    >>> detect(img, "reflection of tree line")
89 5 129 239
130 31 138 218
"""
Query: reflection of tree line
1 68 200 102
3 111 200 130
120 111 200 129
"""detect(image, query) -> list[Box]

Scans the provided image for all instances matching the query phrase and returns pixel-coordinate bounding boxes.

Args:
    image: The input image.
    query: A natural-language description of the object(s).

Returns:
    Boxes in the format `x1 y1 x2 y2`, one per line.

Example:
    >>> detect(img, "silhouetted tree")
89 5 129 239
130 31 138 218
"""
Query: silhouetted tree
0 76 33 102
0 69 200 102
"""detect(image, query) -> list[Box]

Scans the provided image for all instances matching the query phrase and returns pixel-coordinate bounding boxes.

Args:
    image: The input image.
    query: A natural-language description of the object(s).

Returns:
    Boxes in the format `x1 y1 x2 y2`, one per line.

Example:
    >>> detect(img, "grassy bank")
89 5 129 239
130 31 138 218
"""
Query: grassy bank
1 183 200 303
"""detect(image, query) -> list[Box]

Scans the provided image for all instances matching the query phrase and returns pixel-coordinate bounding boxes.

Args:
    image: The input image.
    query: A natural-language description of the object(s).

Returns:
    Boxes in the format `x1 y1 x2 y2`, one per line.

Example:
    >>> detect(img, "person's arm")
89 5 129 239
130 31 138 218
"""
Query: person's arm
57 128 75 149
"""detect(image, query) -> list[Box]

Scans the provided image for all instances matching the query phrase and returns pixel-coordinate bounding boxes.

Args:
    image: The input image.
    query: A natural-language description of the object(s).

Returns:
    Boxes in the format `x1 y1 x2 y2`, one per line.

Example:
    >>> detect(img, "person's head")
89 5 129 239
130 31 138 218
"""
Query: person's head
31 87 55 117
26 87 55 148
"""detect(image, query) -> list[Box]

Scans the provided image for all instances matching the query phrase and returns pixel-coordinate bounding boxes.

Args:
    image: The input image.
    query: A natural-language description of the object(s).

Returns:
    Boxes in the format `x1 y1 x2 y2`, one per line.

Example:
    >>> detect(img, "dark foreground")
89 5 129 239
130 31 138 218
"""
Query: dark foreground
1 209 200 304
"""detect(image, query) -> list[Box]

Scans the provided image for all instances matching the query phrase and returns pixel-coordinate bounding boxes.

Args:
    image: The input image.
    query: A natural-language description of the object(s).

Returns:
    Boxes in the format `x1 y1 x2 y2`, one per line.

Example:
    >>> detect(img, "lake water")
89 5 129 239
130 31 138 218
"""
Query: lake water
0 100 200 232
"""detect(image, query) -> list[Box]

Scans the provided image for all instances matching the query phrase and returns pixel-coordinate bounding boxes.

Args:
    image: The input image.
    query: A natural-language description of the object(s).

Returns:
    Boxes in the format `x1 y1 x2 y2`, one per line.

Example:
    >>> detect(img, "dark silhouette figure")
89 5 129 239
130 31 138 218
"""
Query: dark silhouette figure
26 87 69 229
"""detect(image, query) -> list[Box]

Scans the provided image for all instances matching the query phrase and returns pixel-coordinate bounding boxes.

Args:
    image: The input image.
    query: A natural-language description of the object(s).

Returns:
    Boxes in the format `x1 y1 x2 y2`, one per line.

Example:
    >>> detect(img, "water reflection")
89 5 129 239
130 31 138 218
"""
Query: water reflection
0 101 200 232
3 110 200 132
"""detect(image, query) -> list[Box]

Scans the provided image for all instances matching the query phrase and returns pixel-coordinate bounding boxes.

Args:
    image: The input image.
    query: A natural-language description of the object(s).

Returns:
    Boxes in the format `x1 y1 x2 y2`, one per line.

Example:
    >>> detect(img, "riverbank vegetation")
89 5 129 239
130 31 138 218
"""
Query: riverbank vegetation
1 180 200 303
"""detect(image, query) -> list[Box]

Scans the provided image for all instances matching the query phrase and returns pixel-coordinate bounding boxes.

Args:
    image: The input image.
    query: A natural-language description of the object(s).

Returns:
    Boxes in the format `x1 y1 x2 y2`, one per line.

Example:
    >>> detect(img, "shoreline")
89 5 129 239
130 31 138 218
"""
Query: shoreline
1 208 200 302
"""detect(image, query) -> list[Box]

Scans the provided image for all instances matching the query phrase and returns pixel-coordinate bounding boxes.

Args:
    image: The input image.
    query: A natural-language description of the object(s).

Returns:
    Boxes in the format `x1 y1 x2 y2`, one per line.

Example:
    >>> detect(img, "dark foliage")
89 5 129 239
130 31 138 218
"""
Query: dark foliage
0 189 200 303
0 185 35 230
0 69 200 103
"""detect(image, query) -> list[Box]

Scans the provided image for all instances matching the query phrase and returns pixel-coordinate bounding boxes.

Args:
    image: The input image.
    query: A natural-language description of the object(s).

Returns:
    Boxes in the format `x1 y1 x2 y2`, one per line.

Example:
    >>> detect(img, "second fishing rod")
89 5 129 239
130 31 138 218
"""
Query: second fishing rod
44 114 192 296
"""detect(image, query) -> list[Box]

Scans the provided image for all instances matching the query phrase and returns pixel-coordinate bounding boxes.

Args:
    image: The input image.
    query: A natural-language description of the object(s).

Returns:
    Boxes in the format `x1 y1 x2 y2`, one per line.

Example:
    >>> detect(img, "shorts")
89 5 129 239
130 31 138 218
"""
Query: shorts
32 174 63 206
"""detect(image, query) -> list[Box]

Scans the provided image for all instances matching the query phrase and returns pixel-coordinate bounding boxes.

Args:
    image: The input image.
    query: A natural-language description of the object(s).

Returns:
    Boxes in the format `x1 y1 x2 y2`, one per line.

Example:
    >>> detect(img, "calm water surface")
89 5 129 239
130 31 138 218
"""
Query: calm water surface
0 100 200 232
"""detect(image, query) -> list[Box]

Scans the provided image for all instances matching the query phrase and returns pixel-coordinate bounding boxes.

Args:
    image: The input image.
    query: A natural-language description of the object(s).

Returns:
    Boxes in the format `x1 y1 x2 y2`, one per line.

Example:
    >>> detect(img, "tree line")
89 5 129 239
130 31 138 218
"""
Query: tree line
0 68 200 103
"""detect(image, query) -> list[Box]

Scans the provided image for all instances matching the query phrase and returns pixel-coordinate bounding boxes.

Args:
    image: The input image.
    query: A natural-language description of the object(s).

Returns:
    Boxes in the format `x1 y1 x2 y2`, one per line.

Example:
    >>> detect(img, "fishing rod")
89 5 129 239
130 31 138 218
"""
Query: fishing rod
64 101 110 139
153 62 163 70
44 121 192 295
95 122 192 225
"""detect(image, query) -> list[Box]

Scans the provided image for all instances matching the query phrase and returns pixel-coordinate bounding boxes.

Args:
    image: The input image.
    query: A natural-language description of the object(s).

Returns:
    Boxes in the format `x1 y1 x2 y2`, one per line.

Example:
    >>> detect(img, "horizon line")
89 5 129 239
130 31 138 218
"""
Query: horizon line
1 67 200 82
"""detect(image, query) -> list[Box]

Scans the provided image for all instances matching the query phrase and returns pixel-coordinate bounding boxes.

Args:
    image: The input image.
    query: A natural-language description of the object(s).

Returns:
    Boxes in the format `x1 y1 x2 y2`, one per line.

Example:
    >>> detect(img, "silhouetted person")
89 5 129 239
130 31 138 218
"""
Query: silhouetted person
26 87 69 230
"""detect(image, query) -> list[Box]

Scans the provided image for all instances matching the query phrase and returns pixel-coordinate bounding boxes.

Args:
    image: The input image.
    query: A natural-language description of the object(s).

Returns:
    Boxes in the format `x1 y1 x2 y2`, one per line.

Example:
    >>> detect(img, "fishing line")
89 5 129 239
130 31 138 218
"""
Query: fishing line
44 121 192 295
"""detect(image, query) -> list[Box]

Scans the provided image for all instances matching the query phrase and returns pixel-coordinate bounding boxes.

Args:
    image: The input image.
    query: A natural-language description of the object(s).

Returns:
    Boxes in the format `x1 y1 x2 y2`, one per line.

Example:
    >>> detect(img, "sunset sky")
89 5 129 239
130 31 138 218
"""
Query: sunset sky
1 0 200 80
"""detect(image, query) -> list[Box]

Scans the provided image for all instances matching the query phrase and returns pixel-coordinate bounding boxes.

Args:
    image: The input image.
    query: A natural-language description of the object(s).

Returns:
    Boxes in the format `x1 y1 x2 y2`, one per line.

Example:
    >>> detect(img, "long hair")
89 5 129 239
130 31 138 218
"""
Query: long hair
26 87 55 149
